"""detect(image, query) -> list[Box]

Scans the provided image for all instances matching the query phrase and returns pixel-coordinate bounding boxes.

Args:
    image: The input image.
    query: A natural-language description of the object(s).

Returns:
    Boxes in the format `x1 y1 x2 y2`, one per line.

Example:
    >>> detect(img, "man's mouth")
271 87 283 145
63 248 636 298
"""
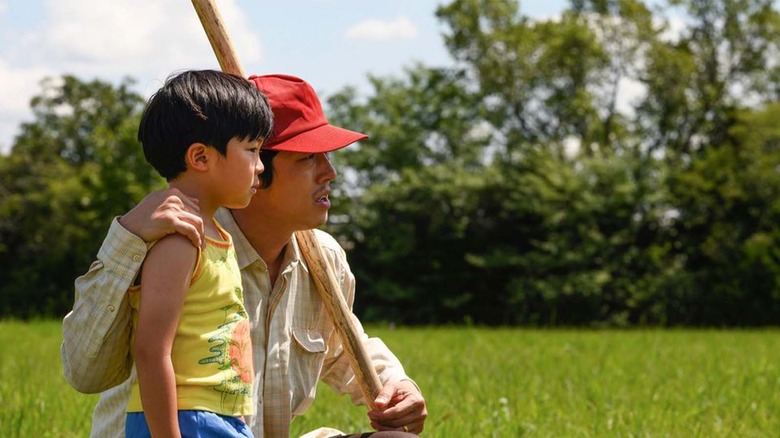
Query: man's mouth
315 190 331 207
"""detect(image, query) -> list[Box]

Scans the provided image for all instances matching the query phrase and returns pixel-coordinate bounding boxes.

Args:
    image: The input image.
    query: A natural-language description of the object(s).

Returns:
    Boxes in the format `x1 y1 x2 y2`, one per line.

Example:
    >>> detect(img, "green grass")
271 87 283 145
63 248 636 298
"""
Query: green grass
1 321 779 437
295 327 780 437
0 320 98 437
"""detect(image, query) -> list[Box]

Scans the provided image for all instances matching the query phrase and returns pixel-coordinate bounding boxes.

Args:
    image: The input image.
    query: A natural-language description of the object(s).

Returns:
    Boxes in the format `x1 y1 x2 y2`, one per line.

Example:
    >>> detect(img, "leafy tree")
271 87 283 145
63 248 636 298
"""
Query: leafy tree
4 0 780 327
325 0 780 326
0 76 162 317
664 103 780 325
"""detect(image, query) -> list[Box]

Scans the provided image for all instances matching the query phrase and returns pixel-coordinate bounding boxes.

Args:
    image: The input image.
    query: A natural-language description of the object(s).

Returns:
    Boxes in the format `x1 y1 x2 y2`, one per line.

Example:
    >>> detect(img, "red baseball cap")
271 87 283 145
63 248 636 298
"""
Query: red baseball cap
247 74 368 153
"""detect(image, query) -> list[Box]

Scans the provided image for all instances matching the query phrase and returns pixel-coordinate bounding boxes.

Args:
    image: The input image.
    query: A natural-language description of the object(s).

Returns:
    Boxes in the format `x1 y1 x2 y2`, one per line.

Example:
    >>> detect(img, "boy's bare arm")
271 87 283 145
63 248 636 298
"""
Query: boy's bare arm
134 234 196 438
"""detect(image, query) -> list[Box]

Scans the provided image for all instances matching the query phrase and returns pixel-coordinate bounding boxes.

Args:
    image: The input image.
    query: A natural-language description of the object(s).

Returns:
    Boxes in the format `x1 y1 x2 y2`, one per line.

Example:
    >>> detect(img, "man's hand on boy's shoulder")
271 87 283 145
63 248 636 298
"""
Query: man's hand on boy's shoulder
119 188 204 248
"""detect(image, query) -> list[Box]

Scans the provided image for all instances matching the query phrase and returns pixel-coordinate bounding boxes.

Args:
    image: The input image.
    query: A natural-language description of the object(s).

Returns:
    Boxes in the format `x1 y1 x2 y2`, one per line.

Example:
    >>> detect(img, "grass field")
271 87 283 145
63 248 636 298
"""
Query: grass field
1 320 779 437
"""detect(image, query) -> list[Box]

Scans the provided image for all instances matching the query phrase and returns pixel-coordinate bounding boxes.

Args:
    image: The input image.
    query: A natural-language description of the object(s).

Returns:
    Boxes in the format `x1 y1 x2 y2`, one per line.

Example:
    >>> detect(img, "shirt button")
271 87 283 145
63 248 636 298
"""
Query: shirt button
107 305 116 312
132 254 143 262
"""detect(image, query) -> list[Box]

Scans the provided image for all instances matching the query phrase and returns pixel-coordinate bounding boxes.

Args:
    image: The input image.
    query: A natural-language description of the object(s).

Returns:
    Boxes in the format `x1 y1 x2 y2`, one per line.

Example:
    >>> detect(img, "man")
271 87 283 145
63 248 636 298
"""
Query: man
61 74 427 437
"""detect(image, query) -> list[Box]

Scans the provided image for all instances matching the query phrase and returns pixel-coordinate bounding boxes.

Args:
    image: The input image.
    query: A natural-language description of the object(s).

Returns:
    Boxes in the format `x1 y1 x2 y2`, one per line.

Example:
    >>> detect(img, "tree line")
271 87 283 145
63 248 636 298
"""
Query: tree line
1 0 779 326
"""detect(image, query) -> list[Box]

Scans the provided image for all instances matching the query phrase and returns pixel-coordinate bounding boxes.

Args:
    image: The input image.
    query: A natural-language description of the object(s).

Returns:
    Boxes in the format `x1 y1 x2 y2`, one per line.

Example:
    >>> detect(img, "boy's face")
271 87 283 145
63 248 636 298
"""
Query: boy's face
248 151 337 233
212 137 264 209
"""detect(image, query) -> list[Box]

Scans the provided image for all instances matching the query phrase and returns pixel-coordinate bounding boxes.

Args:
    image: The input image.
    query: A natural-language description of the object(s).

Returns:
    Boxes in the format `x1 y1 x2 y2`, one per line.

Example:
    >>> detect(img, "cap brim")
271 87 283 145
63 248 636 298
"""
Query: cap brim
263 124 368 153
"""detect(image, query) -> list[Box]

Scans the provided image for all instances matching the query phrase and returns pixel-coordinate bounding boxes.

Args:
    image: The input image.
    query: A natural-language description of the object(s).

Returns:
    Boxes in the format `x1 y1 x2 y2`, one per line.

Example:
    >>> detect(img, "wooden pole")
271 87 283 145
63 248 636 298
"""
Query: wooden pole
190 0 382 410
191 0 246 77
295 230 383 410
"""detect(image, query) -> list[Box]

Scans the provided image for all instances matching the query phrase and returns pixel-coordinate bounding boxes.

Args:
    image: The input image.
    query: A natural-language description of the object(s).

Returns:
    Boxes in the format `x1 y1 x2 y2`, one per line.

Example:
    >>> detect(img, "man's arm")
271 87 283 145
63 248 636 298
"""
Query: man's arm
61 189 203 393
314 230 427 434
61 218 146 393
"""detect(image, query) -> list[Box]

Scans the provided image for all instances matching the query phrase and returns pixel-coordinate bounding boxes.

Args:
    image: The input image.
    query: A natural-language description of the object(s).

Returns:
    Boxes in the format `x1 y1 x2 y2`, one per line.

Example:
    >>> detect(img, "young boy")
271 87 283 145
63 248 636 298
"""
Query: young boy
125 70 273 437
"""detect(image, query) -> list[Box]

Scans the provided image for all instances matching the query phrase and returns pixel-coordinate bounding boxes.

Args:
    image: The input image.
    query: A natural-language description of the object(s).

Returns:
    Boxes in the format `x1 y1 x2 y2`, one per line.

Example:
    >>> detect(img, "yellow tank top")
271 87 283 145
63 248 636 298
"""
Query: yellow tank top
127 221 254 416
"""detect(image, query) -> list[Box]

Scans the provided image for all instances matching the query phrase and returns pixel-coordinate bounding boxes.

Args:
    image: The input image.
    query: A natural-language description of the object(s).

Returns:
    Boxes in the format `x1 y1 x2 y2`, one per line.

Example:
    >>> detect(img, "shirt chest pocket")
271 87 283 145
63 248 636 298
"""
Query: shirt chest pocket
289 328 328 415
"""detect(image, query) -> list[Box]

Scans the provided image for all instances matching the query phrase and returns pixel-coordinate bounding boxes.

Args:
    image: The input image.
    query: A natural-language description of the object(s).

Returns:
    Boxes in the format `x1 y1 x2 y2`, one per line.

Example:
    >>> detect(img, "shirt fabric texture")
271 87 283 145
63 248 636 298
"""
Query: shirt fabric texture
127 221 254 416
61 208 411 438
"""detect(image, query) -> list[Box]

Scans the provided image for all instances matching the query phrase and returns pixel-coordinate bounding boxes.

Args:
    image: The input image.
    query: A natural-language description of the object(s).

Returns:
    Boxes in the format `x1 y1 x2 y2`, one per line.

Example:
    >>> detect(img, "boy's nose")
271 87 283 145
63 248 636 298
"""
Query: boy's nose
255 157 265 175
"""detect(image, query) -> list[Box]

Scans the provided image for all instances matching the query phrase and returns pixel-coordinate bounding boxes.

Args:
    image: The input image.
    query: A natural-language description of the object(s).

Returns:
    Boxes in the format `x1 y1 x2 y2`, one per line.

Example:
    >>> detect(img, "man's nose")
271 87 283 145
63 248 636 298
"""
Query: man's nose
316 154 337 182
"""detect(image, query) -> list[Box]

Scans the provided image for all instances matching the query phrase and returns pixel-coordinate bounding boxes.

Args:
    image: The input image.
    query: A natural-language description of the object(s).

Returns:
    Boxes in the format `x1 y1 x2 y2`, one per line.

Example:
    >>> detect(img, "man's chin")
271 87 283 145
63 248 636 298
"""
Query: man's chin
294 215 328 232
314 212 328 228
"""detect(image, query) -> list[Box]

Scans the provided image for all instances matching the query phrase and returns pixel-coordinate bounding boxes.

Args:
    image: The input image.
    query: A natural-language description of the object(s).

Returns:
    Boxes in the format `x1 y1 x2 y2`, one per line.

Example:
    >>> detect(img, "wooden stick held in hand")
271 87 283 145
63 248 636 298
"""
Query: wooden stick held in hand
191 0 245 77
190 0 383 411
295 230 383 410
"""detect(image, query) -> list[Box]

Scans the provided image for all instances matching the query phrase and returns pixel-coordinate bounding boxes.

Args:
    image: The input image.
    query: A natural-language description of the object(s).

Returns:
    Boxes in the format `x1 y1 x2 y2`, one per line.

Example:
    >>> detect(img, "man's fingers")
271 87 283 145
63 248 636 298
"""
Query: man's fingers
175 193 200 213
370 417 424 434
369 386 427 434
159 194 198 215
174 217 204 248
373 384 396 409
174 221 203 248
119 188 205 244
406 418 425 434
397 420 424 435
154 196 203 244
158 187 199 211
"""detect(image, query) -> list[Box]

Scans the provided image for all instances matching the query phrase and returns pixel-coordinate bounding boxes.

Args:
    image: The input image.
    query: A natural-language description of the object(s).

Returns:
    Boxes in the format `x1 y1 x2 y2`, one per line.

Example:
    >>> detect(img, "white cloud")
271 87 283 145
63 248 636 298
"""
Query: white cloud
660 15 687 43
0 0 263 152
346 16 418 41
0 61 54 151
616 77 647 116
563 136 581 159
35 0 262 78
0 62 51 115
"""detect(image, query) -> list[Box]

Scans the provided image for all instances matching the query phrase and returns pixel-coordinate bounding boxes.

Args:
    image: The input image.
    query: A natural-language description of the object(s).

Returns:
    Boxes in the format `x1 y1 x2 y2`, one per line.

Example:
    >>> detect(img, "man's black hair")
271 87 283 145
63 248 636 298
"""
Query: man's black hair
258 149 280 188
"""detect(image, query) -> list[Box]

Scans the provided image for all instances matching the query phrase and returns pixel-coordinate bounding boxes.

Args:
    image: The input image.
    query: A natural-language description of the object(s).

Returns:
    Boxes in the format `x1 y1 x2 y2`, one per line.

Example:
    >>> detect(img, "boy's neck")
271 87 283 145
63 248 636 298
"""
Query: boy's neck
167 181 220 237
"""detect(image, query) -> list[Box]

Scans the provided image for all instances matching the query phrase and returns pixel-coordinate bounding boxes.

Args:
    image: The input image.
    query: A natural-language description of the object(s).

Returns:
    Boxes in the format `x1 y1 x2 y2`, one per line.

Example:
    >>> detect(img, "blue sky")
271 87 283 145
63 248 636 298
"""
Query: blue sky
0 0 572 152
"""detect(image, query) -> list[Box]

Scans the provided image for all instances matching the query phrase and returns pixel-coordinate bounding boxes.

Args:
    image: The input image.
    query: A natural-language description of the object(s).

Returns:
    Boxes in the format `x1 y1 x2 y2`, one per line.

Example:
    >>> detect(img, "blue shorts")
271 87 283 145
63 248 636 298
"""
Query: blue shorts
126 410 253 438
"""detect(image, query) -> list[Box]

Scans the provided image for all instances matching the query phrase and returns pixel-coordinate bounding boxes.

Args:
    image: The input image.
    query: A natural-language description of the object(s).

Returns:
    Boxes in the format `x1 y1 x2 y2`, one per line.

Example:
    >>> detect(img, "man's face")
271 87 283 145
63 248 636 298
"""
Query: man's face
250 151 337 233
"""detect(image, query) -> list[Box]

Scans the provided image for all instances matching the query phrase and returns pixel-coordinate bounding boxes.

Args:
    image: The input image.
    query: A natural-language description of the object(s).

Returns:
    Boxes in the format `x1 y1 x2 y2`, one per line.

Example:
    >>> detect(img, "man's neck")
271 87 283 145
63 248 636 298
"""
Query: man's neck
230 208 293 283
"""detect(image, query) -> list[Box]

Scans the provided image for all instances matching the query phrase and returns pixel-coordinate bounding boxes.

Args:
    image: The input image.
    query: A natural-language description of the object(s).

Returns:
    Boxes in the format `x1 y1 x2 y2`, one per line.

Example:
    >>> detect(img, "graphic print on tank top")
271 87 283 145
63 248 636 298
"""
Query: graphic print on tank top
198 299 254 412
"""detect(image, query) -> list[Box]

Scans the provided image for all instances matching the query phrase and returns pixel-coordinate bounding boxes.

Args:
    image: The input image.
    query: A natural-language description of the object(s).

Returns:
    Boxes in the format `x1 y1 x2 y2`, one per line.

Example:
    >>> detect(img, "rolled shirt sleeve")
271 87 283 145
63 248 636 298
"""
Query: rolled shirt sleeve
61 217 148 393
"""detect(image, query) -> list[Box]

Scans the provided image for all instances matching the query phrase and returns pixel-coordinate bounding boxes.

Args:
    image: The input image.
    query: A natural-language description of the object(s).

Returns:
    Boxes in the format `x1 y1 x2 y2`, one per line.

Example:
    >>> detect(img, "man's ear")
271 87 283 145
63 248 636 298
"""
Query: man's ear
186 143 210 171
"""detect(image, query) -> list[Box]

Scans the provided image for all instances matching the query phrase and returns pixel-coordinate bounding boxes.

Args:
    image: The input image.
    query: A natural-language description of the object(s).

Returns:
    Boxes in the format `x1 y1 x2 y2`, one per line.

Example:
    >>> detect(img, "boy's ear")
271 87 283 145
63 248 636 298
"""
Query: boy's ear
186 143 211 171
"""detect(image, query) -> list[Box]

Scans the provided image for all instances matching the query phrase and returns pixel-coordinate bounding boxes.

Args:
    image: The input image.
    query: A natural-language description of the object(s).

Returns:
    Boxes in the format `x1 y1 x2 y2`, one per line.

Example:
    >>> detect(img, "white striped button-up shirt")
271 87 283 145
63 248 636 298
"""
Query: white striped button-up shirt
61 208 411 437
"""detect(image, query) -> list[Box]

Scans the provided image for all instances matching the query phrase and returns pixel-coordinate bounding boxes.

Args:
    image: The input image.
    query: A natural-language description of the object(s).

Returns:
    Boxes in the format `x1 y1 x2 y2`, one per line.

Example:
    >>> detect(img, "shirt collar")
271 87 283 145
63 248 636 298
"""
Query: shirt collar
215 208 262 271
215 207 304 275
289 232 309 275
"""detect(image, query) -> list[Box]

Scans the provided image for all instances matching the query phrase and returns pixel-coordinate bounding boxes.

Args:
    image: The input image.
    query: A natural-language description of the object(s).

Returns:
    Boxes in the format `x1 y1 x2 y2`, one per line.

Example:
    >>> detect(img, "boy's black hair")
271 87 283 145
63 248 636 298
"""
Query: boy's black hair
138 69 273 180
